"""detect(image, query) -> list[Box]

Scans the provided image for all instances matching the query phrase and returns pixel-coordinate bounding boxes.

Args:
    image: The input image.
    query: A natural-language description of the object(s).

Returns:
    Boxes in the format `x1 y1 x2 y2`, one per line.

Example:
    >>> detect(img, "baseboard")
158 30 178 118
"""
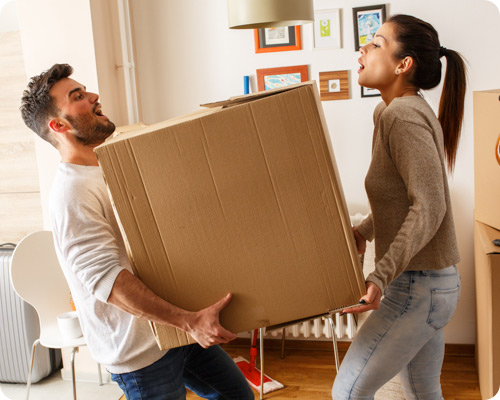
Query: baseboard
223 338 475 357
443 343 475 357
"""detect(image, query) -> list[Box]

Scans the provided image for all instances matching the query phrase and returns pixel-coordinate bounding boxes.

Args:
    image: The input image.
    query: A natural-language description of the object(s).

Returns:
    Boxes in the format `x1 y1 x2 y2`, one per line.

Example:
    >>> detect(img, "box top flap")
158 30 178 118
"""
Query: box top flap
96 107 222 148
96 82 317 150
476 221 500 255
113 123 148 135
201 81 316 109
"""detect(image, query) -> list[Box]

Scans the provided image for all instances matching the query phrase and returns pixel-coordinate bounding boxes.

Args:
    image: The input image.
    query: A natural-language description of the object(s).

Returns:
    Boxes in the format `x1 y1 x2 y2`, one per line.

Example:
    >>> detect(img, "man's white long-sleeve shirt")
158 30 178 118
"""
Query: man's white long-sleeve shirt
50 163 166 373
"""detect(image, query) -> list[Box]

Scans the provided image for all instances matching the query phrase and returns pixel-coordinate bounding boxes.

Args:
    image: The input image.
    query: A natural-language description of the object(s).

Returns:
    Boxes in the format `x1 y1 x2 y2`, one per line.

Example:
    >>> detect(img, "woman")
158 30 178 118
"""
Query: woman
332 14 466 399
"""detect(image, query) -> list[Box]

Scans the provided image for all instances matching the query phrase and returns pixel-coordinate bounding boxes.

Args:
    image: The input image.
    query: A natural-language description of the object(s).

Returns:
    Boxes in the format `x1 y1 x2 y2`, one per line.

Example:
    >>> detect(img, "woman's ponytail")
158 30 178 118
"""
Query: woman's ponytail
438 48 467 172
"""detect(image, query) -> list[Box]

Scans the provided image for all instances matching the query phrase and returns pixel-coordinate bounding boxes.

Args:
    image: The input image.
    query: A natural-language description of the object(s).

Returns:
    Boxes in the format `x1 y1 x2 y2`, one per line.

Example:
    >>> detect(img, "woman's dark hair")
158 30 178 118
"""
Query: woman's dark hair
388 14 467 172
20 63 74 147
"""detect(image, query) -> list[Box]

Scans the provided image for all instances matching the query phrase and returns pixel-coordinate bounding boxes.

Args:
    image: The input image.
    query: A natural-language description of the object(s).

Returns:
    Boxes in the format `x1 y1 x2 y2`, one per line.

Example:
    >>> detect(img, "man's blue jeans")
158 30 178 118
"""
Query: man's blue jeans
332 265 461 400
111 344 254 399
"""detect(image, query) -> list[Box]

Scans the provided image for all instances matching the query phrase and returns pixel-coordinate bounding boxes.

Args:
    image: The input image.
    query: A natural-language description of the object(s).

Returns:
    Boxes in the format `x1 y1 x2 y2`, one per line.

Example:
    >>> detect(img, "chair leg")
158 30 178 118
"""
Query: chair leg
71 347 79 400
280 327 286 359
25 339 40 400
327 315 340 373
97 363 103 386
259 327 264 400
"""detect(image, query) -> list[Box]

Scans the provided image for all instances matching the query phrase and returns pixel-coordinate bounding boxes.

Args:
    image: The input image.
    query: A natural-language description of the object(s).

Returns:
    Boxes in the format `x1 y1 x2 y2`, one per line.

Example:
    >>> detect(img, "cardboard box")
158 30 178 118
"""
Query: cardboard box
473 90 500 230
474 220 500 399
95 82 365 350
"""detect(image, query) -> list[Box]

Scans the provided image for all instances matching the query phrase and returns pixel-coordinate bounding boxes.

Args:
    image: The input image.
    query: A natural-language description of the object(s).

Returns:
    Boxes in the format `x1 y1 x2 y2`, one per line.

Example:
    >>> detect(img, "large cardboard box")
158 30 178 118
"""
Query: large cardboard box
473 90 500 230
95 82 365 350
474 220 500 399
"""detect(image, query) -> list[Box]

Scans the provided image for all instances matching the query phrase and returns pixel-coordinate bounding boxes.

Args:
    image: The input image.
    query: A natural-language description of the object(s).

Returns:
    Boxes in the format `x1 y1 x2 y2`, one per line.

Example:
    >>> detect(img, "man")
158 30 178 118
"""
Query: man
20 63 253 400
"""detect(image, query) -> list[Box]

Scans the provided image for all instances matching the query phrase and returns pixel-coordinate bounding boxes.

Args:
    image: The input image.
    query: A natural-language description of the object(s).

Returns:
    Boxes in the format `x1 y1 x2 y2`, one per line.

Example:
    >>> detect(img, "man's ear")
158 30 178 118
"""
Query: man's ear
395 56 415 75
48 117 70 134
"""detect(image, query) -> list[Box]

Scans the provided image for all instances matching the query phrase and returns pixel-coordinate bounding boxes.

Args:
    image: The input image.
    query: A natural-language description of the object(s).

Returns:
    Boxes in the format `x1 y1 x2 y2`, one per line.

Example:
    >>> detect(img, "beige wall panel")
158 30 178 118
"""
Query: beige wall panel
0 31 43 241
0 129 40 192
0 193 43 244
0 31 40 193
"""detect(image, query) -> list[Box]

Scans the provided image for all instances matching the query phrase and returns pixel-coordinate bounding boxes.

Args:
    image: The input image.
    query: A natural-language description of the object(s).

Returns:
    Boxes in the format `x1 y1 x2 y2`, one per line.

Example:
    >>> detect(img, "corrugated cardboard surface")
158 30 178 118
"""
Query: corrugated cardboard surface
473 90 500 230
95 82 365 350
474 220 500 399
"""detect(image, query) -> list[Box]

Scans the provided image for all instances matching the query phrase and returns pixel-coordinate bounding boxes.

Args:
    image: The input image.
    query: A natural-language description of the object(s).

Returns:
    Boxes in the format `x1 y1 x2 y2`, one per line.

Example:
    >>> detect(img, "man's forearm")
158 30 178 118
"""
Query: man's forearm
107 269 192 331
107 269 237 348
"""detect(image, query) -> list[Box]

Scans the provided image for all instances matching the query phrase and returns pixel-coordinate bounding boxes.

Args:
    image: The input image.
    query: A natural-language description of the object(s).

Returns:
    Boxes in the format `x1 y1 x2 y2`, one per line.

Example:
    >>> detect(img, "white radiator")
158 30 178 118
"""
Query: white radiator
267 313 358 340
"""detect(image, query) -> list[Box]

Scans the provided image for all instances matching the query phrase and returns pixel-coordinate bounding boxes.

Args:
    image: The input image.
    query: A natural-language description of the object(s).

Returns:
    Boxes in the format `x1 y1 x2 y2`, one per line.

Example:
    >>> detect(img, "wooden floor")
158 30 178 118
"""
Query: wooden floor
121 340 482 399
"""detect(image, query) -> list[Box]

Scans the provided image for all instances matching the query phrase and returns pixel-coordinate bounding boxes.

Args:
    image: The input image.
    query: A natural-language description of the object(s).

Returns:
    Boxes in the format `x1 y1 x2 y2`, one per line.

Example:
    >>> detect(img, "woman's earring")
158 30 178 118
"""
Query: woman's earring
395 70 400 75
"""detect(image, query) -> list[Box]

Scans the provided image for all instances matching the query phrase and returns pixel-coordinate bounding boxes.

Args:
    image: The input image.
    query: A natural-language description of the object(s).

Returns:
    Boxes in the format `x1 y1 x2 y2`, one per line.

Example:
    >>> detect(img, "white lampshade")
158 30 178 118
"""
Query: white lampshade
227 0 314 29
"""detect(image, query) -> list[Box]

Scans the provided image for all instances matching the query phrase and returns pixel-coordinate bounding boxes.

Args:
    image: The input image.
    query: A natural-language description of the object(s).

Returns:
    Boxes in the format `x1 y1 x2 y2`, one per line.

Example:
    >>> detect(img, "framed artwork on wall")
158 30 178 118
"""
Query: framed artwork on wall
313 9 342 49
352 4 386 51
319 71 349 101
361 86 381 98
256 65 309 91
254 26 301 53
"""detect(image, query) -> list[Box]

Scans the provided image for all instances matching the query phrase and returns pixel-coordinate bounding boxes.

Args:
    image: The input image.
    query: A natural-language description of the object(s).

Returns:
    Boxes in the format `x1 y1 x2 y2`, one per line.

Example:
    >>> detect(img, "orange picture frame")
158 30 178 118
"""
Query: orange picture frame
254 26 301 53
256 65 309 92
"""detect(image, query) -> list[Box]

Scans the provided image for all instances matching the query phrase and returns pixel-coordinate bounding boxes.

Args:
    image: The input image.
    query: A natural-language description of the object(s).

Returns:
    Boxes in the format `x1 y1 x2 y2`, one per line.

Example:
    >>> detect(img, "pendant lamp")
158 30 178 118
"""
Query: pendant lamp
227 0 314 29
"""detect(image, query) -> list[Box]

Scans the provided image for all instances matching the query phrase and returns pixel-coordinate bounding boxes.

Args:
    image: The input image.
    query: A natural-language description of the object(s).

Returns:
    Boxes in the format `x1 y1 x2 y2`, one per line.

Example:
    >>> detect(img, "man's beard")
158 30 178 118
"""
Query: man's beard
66 113 116 146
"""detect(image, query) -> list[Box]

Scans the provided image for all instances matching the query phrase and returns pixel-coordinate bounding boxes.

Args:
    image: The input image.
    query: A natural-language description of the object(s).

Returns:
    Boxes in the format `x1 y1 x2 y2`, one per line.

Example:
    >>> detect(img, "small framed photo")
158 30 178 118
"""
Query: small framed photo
361 86 381 98
352 4 386 51
254 26 301 53
319 71 349 101
256 65 309 91
313 9 341 49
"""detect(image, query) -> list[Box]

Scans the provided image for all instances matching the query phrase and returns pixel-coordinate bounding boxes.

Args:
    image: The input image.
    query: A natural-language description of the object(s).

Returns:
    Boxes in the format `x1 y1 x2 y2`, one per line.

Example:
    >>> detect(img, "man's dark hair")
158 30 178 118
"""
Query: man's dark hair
20 63 73 146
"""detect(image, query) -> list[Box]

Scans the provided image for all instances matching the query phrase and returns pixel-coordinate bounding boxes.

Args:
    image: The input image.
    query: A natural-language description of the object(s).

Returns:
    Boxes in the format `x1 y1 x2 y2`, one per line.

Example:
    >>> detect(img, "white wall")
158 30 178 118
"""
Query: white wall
0 0 18 32
15 0 500 346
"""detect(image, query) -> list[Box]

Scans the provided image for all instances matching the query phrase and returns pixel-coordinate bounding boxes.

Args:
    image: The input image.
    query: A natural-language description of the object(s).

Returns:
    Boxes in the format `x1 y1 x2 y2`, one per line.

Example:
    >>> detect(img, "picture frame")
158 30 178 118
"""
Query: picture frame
254 26 301 53
352 4 386 51
319 71 349 101
313 9 342 49
256 65 309 91
361 86 381 98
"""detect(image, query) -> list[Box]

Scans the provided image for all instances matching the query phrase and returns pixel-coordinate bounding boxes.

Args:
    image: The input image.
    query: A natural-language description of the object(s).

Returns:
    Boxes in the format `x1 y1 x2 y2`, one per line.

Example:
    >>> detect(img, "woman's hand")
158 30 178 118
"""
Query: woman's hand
340 281 382 315
353 226 367 255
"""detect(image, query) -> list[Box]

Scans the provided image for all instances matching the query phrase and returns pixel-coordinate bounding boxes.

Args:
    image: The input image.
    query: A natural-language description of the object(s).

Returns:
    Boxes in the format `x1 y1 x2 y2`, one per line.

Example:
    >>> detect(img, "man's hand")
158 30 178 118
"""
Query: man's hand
340 281 382 315
184 293 237 348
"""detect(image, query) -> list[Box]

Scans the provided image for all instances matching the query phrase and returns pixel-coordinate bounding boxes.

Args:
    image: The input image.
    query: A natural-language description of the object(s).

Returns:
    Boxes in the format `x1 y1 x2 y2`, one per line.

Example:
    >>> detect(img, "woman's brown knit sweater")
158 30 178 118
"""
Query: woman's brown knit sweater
356 95 460 291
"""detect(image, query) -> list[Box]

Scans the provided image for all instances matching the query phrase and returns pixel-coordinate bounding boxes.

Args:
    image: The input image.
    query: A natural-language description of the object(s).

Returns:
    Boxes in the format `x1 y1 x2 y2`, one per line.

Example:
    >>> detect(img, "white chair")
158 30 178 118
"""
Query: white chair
9 231 102 400
0 388 12 400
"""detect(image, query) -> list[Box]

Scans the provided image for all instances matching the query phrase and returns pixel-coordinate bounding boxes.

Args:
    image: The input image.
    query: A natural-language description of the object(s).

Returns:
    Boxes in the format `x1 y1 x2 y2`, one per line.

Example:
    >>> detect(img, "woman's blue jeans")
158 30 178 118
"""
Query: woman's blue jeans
111 344 254 400
332 265 460 400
